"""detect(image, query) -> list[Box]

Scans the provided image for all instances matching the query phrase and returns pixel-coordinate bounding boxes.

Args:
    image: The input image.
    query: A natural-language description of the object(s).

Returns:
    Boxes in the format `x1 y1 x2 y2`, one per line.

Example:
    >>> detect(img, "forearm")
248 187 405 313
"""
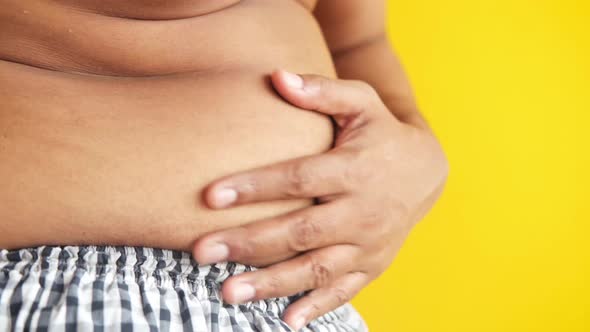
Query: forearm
331 35 429 130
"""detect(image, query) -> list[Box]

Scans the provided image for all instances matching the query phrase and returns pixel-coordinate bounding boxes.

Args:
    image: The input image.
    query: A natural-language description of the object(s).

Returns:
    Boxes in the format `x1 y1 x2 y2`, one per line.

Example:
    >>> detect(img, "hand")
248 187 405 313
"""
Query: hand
193 70 448 330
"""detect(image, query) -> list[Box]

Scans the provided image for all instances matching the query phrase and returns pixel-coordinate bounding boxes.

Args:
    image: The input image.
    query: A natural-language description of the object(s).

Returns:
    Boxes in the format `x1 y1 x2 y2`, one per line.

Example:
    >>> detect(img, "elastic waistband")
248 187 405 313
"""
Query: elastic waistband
0 246 367 331
0 246 253 286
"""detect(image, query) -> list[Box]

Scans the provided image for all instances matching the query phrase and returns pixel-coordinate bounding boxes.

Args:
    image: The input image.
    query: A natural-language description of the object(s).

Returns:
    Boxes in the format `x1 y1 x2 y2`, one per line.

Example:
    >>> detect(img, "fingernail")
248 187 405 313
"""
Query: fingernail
213 188 237 208
292 317 307 331
282 71 304 89
231 283 256 303
199 242 229 265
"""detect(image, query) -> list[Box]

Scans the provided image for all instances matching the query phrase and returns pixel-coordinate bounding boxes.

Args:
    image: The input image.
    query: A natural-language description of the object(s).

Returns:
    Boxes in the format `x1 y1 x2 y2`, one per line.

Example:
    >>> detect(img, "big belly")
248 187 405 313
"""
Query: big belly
0 62 334 250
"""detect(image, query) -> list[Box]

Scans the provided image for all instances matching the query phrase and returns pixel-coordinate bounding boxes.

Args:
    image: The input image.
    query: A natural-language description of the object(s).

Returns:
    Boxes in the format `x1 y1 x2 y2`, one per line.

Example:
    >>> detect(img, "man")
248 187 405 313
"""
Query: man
0 0 447 330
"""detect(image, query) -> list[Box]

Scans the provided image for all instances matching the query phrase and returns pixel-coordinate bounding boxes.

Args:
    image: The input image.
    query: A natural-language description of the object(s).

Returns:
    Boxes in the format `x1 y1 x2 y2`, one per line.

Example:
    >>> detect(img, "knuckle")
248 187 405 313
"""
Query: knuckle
307 303 322 318
304 75 330 96
315 76 333 94
288 215 322 252
236 175 260 197
284 162 313 197
264 274 284 295
306 255 333 288
233 233 257 259
331 287 351 305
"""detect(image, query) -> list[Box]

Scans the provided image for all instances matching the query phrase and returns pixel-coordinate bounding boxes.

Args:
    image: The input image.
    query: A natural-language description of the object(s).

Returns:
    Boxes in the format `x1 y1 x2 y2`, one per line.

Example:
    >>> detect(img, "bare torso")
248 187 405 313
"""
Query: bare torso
0 0 335 250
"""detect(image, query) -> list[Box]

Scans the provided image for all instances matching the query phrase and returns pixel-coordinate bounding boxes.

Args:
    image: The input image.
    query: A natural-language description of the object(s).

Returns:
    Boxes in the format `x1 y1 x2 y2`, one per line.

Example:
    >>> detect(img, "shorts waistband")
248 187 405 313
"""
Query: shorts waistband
0 246 253 285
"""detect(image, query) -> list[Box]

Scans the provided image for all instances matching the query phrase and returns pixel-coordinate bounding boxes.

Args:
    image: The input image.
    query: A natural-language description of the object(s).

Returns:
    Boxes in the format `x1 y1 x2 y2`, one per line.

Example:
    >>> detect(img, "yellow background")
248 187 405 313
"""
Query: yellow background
351 0 590 331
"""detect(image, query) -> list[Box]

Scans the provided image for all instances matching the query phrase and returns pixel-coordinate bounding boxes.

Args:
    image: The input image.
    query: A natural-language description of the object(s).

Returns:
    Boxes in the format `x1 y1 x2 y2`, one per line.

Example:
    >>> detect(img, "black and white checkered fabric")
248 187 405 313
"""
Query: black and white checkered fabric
0 246 367 331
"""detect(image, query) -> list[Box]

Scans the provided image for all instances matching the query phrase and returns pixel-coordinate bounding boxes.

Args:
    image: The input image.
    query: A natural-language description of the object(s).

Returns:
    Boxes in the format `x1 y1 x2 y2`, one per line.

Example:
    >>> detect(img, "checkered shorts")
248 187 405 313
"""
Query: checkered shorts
0 246 367 331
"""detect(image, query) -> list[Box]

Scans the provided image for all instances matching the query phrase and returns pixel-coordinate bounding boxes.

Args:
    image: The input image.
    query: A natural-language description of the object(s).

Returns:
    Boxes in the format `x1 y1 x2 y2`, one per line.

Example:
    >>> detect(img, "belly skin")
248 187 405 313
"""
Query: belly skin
0 0 335 250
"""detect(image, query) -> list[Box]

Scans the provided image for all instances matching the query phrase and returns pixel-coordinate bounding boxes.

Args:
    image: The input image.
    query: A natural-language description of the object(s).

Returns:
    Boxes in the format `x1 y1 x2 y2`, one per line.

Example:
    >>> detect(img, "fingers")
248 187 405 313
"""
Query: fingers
220 245 359 304
193 200 355 266
203 71 389 210
271 70 382 125
204 150 353 209
282 272 368 331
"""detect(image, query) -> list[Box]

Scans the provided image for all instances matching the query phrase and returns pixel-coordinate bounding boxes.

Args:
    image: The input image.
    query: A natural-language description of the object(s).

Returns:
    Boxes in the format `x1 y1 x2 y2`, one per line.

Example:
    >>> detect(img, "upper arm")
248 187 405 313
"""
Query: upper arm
314 0 386 55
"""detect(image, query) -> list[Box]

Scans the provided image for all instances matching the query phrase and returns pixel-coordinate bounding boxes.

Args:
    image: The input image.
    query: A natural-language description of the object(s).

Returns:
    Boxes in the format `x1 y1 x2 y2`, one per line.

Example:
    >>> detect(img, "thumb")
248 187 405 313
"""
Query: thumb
271 70 377 121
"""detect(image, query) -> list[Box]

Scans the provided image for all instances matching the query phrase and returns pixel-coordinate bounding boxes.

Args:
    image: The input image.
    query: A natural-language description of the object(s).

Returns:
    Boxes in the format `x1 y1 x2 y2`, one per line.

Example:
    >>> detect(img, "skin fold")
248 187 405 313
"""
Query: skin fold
1 0 448 329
